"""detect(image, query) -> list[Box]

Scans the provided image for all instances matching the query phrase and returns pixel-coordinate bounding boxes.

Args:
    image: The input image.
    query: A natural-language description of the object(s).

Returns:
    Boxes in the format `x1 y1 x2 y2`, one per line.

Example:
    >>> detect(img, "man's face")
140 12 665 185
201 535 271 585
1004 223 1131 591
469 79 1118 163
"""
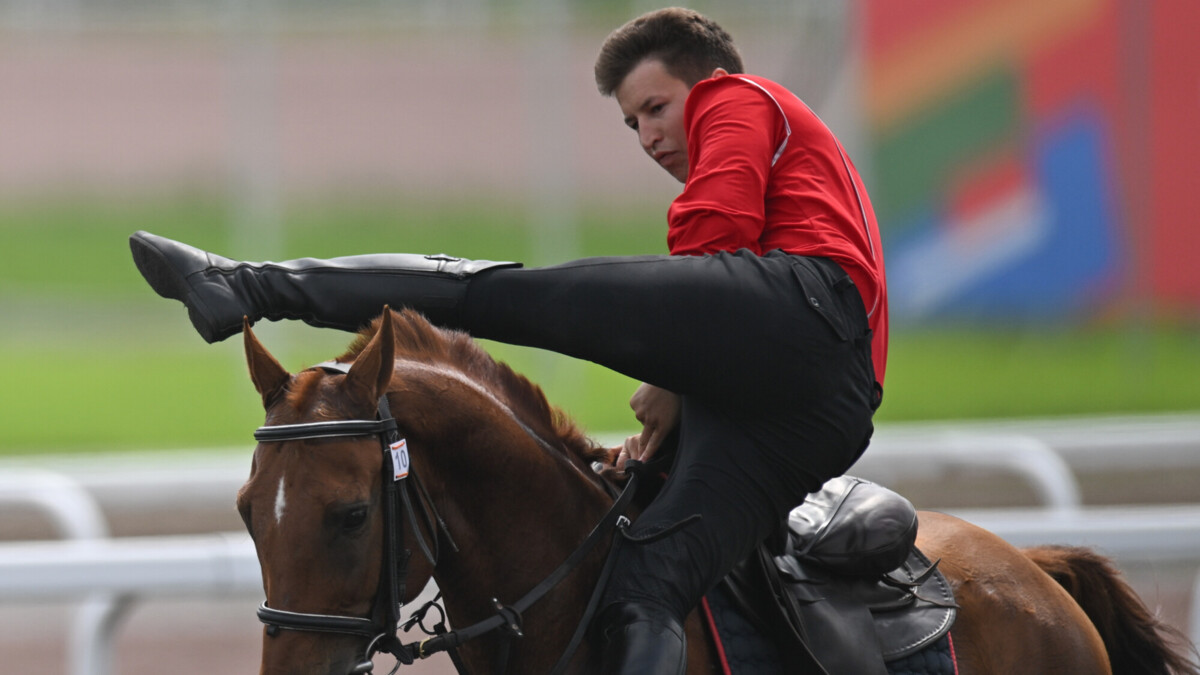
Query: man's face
615 58 693 183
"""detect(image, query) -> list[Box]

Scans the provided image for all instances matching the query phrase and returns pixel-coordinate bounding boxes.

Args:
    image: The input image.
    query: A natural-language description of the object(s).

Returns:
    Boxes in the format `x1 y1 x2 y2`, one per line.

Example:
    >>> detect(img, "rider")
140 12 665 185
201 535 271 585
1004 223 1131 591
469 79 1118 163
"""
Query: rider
129 8 887 674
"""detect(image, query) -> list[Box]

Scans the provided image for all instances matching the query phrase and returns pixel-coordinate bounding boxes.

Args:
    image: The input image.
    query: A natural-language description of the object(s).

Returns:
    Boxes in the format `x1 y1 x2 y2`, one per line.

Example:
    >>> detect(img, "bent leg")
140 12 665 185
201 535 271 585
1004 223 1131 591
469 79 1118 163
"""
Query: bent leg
594 400 778 675
604 394 865 614
594 390 873 675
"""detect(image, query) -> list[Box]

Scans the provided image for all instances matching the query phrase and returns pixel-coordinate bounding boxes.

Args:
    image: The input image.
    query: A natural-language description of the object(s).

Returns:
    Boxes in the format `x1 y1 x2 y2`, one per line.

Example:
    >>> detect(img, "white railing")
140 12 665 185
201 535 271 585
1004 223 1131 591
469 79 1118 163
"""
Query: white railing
854 433 1083 509
5 507 1200 597
875 413 1200 471
8 413 1198 516
951 504 1200 559
0 532 261 602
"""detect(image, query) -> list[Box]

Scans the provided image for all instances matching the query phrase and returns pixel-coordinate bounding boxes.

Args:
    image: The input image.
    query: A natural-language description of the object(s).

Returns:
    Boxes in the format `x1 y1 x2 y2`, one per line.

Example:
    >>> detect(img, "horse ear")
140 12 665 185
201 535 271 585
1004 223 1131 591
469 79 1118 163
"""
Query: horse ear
344 307 395 402
243 317 291 407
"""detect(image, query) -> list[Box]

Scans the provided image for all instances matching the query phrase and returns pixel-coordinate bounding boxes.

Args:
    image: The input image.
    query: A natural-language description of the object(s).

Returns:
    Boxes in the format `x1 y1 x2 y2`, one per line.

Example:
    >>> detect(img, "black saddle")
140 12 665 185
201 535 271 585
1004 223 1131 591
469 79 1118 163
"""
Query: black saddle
719 476 957 675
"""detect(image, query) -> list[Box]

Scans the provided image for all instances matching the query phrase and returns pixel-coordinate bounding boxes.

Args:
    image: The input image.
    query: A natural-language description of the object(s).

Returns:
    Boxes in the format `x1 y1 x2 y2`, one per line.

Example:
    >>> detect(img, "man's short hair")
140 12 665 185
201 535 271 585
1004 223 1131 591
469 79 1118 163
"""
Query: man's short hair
594 7 744 97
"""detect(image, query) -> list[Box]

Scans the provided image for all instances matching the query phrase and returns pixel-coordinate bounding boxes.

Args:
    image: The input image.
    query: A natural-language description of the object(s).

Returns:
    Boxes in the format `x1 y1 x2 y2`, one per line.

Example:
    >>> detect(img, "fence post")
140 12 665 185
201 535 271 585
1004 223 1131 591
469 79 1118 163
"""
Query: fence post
0 469 127 675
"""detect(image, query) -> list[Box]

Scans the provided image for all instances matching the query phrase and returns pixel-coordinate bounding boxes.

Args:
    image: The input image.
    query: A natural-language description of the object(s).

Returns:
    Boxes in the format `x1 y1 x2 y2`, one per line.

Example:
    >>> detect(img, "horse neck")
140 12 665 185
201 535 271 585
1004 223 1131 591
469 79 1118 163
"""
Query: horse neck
397 384 614 667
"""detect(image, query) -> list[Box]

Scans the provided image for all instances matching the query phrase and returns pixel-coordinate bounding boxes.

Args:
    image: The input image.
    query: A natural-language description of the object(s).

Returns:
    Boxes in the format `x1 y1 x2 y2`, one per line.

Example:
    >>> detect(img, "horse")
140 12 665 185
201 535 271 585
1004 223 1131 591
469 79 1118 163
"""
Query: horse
235 307 1200 674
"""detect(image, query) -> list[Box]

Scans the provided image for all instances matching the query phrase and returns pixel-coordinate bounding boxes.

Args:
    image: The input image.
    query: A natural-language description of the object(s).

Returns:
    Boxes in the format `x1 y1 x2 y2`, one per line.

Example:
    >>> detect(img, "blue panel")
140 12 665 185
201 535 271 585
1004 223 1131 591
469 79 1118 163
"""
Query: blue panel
886 106 1124 322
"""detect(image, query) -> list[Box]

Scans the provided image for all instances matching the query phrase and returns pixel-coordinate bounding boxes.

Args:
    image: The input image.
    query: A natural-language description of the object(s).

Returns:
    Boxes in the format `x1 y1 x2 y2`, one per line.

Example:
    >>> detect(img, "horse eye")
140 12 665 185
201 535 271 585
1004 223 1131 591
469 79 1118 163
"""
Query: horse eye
342 506 368 532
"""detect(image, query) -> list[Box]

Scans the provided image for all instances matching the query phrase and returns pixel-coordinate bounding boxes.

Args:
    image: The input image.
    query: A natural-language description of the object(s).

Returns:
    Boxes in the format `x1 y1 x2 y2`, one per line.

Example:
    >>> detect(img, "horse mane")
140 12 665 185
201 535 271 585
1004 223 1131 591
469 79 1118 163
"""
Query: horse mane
338 309 608 468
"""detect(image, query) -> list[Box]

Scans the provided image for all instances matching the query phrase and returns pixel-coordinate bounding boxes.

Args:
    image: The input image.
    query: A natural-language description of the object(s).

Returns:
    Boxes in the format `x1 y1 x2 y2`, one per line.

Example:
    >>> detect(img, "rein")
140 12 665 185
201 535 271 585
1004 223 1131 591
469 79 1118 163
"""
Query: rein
252 361 640 674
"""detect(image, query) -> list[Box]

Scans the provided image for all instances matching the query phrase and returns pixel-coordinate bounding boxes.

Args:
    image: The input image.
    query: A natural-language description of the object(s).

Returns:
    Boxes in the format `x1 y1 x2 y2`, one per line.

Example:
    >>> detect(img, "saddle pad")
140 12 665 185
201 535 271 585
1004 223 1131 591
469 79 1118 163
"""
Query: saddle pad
702 583 786 675
702 585 959 675
884 633 958 675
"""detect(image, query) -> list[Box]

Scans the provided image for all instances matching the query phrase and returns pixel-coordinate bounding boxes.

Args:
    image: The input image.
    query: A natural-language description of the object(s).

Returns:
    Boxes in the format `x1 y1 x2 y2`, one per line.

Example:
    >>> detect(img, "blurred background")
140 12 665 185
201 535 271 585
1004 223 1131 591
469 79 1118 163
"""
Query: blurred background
1 0 1197 673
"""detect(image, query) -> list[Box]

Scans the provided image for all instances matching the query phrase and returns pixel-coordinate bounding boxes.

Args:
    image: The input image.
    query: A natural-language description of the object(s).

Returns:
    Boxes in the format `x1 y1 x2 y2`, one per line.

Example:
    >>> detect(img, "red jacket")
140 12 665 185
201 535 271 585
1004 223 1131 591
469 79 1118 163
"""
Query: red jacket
667 74 889 383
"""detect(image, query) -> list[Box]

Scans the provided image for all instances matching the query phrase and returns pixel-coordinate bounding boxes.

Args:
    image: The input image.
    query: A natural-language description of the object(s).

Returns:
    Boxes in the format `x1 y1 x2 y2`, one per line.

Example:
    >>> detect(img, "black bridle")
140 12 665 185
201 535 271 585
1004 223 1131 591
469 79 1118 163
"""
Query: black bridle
251 361 640 675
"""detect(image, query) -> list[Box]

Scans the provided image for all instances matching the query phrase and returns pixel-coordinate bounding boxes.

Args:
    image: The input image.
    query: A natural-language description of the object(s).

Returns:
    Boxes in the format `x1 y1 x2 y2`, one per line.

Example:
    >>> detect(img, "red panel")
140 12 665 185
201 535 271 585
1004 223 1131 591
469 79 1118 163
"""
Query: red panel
1148 0 1200 306
1022 1 1119 120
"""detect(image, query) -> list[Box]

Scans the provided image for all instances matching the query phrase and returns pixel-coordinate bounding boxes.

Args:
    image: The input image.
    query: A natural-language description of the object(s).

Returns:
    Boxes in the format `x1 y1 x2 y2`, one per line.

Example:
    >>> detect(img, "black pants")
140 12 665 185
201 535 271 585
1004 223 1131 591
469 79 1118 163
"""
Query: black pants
460 249 879 619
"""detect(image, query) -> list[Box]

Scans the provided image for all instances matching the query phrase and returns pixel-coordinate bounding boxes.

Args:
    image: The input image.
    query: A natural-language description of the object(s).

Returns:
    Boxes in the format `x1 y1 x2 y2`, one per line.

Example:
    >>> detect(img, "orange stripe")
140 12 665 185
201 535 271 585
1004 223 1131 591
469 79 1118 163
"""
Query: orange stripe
867 0 1105 132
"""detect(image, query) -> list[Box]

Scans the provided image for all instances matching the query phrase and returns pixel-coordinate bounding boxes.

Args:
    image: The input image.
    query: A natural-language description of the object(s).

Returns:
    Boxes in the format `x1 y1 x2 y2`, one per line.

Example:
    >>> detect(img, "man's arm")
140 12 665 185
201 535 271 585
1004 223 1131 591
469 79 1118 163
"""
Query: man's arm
667 77 785 256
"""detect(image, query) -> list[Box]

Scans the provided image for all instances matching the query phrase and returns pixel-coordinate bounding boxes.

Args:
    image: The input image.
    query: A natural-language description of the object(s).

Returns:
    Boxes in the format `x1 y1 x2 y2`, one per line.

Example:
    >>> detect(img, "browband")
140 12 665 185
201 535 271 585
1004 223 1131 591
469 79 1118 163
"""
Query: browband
254 418 397 442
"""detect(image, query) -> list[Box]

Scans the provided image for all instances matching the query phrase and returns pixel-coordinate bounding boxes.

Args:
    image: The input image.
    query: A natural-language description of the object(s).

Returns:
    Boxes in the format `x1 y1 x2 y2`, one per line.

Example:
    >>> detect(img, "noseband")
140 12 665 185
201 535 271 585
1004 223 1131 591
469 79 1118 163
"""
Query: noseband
251 361 640 675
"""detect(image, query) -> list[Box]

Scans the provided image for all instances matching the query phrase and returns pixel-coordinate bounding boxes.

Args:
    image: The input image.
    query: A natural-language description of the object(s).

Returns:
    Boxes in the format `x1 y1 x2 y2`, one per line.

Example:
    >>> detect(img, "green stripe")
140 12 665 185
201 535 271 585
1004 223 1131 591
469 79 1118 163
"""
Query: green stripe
871 68 1022 230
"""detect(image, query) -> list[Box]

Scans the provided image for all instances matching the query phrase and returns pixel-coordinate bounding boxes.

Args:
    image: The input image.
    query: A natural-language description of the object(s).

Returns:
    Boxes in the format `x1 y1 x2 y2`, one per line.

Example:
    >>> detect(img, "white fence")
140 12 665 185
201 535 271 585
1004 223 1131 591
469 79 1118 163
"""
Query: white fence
3 414 1200 674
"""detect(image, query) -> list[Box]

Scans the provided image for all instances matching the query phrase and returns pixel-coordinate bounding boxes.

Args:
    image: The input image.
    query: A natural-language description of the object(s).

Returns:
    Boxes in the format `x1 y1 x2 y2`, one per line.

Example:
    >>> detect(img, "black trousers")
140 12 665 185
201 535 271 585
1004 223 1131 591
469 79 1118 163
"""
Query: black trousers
460 249 879 619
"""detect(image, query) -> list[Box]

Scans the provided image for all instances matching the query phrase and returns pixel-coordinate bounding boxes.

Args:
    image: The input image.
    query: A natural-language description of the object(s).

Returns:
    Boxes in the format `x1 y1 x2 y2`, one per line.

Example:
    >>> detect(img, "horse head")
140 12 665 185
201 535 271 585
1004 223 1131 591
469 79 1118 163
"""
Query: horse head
238 309 440 674
237 307 617 674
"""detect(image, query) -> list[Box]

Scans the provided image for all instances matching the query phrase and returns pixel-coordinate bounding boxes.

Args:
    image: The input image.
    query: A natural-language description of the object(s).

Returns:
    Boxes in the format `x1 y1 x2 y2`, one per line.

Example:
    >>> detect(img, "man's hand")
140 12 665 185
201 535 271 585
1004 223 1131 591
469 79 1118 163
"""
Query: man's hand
616 383 681 470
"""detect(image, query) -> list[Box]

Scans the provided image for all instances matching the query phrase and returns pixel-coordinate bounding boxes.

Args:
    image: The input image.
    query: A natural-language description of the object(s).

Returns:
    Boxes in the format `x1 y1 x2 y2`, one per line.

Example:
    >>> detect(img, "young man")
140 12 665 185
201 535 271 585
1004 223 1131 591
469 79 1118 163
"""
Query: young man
130 8 886 673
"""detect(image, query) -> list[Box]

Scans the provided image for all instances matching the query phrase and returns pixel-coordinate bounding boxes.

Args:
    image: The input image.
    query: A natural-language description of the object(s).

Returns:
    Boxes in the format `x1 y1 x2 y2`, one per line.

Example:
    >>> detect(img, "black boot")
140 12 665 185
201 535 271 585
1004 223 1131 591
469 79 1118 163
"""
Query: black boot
128 231 521 343
595 602 687 675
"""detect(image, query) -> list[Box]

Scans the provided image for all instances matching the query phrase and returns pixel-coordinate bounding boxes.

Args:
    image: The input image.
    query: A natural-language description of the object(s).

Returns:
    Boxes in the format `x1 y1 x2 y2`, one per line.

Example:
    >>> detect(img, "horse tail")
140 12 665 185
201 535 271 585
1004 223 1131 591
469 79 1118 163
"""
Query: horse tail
1023 545 1200 675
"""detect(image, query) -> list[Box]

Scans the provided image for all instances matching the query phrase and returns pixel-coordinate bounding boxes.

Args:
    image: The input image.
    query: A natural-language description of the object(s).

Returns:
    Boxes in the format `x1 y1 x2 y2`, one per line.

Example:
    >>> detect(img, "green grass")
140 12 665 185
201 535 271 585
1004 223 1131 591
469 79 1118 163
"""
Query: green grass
2 196 1198 456
880 326 1200 420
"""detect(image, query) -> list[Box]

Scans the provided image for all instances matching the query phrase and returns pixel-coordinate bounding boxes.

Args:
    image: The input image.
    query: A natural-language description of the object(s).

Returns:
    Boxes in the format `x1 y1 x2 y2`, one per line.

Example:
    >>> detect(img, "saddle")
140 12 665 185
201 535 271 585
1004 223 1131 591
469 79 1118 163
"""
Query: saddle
717 476 957 675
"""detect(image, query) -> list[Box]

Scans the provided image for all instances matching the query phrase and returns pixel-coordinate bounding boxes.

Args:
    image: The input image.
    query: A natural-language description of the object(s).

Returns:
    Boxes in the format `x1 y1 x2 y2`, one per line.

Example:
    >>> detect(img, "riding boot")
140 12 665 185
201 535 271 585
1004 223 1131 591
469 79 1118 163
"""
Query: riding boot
128 230 521 343
594 602 687 675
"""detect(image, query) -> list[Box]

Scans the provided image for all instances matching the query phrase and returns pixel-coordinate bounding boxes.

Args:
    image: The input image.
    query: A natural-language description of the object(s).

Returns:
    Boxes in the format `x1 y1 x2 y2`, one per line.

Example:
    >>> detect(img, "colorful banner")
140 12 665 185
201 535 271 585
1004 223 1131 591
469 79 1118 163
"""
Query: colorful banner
863 0 1200 321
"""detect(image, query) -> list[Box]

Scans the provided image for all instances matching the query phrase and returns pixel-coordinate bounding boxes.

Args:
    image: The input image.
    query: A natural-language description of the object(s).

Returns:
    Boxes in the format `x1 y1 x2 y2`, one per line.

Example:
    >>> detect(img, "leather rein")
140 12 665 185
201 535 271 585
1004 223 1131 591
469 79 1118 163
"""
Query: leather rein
251 362 640 674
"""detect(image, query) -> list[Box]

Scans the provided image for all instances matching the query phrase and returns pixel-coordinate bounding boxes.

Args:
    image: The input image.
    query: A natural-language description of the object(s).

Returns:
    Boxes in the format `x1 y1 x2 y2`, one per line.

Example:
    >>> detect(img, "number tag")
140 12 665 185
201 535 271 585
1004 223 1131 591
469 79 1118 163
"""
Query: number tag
389 439 410 481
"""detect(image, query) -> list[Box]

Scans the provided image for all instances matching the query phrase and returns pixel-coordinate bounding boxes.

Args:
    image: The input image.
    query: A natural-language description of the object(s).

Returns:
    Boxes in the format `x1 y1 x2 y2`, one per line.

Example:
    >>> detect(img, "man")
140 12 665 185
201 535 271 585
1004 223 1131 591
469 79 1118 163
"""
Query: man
130 8 886 673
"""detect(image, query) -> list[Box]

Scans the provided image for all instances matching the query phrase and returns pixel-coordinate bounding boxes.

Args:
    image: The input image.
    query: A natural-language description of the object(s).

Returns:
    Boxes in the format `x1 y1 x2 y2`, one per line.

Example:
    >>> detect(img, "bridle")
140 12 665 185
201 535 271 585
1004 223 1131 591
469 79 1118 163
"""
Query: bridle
251 361 641 674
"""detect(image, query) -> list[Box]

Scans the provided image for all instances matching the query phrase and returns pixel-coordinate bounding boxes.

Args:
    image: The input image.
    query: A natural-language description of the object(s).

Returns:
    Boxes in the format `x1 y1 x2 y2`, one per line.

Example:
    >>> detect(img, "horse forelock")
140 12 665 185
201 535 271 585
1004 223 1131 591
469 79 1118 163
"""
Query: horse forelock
336 310 608 469
270 369 362 425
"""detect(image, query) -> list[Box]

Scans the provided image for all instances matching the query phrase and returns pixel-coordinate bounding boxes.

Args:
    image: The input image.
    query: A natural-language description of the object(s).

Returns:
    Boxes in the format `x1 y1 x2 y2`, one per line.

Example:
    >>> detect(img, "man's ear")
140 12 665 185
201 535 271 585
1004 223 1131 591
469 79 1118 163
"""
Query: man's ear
710 67 729 79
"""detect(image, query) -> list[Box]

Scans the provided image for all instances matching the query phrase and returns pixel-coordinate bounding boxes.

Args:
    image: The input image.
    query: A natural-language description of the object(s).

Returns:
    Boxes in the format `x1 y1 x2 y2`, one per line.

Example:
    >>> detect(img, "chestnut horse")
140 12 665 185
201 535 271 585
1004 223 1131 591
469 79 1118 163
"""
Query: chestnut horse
236 309 1199 674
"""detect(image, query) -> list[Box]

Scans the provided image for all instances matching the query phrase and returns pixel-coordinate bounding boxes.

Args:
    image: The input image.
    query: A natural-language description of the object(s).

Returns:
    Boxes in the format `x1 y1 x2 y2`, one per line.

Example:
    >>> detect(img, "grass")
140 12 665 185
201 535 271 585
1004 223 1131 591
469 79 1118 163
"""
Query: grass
2 195 1198 456
881 325 1200 420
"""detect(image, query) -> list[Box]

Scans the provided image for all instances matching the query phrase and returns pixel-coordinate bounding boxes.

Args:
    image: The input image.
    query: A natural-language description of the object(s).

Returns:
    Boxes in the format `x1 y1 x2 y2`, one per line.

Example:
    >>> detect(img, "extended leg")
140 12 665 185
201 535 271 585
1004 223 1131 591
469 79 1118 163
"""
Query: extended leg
130 232 865 410
129 231 520 343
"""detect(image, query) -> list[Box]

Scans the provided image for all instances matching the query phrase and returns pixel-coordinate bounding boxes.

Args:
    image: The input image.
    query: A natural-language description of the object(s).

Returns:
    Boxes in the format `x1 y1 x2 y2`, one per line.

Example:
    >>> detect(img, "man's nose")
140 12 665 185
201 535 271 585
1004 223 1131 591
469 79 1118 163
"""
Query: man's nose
639 124 659 152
